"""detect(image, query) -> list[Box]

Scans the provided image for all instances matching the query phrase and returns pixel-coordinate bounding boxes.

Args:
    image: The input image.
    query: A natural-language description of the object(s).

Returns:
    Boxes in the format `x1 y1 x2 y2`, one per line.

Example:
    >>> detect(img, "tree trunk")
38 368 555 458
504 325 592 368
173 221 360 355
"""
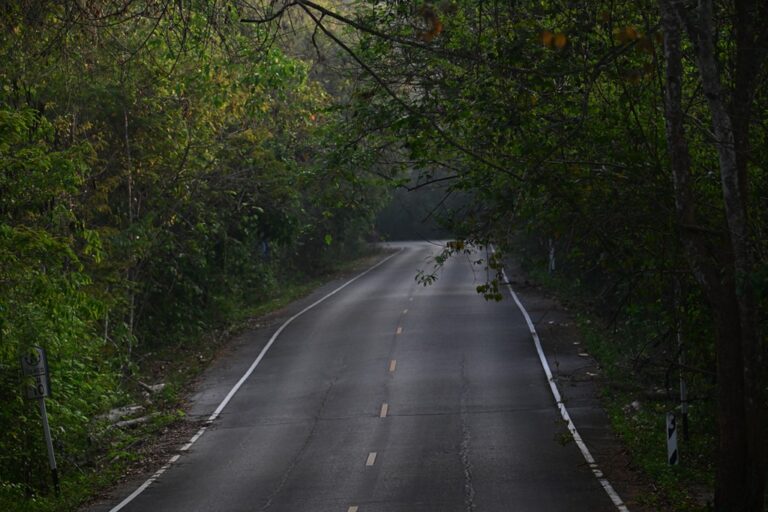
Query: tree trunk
730 2 768 508
712 290 749 511
659 0 766 509
684 1 766 509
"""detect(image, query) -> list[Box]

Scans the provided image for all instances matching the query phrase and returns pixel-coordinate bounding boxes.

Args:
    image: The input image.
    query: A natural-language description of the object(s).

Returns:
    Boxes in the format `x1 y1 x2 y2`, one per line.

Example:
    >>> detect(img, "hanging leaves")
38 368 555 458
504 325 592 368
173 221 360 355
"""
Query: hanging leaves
540 30 567 49
419 5 444 42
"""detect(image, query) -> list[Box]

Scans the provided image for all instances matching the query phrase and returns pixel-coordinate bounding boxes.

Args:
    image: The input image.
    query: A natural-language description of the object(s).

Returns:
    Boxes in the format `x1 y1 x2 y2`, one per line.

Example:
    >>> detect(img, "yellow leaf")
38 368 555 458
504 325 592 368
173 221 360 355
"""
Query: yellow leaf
420 6 443 42
541 30 554 47
614 26 640 44
554 32 567 49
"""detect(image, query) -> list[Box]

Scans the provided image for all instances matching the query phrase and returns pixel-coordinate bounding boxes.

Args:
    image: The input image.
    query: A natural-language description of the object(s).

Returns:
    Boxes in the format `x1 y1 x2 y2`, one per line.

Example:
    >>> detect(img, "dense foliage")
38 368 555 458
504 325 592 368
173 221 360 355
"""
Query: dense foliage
3 0 766 510
256 1 766 510
0 2 385 508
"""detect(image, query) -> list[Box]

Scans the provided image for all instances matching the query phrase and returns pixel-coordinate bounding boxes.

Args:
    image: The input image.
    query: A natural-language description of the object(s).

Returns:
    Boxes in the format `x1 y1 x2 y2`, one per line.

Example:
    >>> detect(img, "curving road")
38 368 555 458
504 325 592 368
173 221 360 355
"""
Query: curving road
98 241 620 512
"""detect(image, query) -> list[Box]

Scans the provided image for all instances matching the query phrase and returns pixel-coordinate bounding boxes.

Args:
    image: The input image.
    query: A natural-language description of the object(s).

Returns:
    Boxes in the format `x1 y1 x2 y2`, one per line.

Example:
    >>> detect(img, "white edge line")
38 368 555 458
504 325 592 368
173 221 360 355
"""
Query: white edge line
500 265 629 512
108 248 402 512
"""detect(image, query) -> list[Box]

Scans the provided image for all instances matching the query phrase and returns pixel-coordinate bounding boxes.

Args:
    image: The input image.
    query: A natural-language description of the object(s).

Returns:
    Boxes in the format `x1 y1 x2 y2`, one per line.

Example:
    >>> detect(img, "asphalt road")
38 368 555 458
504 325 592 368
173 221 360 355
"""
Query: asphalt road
104 241 619 512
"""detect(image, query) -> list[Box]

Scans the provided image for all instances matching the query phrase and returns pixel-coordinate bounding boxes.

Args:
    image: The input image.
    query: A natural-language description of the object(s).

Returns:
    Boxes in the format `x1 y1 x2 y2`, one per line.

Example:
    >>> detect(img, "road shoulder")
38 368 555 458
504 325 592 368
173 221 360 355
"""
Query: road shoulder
503 259 656 512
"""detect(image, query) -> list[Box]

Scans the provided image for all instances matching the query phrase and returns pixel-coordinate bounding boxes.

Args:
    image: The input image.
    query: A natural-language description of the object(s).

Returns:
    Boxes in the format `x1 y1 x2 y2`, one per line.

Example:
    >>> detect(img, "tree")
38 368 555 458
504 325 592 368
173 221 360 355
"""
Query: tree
251 1 768 509
1 2 385 506
659 0 767 508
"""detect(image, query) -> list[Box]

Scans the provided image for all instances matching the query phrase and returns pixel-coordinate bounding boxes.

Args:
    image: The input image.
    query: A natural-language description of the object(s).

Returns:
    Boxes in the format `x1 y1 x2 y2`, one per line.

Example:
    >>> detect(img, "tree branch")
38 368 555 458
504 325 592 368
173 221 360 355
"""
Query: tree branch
297 3 521 181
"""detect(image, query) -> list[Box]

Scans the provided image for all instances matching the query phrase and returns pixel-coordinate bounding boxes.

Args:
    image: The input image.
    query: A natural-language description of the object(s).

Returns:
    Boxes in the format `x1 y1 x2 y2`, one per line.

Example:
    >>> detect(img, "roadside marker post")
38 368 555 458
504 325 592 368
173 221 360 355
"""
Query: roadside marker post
678 368 689 442
548 238 556 273
674 279 690 442
20 346 60 496
666 412 679 466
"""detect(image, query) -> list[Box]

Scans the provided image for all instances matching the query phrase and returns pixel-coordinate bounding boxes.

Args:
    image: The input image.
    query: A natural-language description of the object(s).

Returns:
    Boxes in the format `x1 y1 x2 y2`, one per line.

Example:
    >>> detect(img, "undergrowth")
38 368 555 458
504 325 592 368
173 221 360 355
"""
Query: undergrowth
525 263 716 511
3 248 386 512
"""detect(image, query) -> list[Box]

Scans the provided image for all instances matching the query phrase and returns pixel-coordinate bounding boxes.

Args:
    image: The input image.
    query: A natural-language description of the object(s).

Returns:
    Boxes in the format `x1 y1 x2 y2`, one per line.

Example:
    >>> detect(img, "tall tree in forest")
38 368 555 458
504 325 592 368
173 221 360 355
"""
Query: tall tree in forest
659 0 767 509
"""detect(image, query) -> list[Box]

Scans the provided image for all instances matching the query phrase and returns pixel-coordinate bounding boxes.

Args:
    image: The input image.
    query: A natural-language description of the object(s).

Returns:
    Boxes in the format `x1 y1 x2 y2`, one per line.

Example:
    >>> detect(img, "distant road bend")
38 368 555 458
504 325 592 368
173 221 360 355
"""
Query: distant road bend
101 241 626 512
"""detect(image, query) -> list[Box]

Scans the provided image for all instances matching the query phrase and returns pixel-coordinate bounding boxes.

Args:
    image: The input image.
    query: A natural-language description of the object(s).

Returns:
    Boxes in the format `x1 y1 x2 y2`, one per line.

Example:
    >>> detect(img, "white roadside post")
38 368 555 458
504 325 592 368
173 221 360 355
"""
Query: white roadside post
666 412 679 466
20 346 59 496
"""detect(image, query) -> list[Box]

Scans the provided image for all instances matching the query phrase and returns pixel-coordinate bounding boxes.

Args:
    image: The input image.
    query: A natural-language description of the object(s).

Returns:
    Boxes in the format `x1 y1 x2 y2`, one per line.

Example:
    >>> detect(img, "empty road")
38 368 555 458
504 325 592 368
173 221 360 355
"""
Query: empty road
101 241 621 512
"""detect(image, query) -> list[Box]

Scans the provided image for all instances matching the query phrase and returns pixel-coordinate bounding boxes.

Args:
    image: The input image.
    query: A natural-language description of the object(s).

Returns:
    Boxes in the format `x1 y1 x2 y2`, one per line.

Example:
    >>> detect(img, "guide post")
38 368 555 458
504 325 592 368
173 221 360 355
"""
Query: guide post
667 412 679 466
20 346 59 496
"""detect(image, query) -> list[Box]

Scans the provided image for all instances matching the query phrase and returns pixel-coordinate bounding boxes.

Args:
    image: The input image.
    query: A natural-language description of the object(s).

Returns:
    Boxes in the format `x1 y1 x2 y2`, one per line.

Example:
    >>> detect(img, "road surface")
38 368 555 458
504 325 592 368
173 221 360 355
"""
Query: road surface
102 241 620 512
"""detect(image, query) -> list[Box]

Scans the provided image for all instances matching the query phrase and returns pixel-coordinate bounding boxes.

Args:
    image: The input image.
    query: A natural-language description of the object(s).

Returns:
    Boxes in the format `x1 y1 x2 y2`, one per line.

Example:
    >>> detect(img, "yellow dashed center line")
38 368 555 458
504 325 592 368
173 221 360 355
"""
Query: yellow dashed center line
379 402 389 418
389 359 397 372
366 452 377 466
396 326 403 335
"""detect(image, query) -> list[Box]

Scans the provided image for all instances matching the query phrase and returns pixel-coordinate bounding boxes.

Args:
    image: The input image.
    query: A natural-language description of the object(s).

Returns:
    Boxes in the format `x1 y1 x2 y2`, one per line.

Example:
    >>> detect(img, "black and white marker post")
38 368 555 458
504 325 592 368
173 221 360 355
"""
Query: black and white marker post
20 346 59 496
666 412 679 466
